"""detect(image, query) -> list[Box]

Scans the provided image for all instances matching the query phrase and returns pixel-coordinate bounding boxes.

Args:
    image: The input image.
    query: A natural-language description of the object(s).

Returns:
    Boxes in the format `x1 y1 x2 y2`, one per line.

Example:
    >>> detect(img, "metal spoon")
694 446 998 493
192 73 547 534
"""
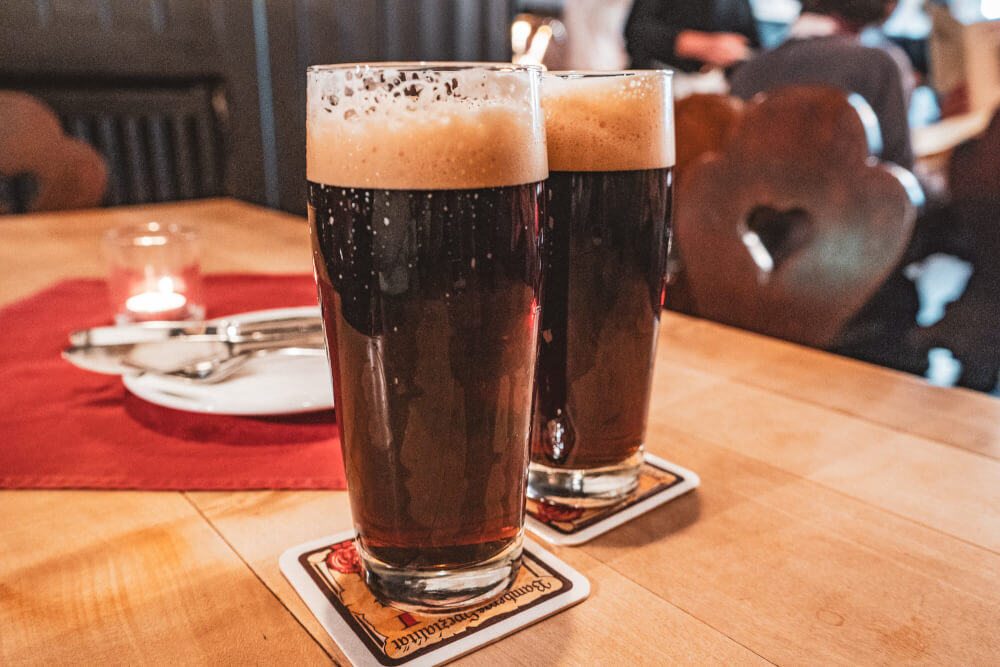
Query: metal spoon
157 346 326 384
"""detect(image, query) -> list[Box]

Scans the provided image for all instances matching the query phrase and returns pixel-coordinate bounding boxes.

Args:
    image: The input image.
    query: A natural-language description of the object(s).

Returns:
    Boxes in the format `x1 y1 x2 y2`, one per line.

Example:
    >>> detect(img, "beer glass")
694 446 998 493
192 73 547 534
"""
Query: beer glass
529 70 674 507
307 63 547 612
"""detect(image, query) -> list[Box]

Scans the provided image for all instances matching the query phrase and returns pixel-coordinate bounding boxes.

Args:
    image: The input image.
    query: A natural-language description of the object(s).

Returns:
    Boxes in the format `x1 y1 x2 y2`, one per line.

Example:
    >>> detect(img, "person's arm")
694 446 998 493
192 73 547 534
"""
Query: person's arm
871 54 915 169
675 31 752 67
625 0 752 70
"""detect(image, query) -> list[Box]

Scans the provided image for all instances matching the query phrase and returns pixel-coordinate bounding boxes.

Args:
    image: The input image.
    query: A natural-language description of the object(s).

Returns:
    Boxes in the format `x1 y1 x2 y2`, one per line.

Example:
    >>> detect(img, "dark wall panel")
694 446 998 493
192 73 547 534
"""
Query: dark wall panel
1 0 515 212
1 0 218 78
0 0 270 207
268 0 516 214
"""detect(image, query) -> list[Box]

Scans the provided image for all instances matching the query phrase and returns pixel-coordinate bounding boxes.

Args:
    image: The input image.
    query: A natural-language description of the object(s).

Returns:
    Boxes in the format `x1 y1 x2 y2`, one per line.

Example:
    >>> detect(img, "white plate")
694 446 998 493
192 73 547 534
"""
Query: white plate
122 307 335 416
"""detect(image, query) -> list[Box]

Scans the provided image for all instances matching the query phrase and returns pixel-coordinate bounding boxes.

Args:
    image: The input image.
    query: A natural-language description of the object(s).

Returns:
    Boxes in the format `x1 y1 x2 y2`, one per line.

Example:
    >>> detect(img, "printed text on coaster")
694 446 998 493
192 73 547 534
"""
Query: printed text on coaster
280 532 590 666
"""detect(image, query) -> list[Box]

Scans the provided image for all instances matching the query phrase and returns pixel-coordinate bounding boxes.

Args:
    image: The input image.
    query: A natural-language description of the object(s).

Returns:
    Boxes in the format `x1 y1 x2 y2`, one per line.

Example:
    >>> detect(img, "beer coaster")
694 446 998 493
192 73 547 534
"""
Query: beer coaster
279 533 589 667
526 453 700 546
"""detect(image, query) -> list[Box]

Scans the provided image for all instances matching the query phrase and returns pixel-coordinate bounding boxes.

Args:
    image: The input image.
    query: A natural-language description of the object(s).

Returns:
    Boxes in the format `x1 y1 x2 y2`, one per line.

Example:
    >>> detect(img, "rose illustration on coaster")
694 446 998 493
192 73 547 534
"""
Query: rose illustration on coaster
326 540 362 574
534 502 584 525
283 533 588 665
526 456 698 544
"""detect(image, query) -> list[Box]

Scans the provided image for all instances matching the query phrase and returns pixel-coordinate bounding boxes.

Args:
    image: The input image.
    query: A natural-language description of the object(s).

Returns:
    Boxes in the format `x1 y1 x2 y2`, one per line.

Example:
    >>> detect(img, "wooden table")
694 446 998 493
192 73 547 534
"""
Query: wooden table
3 199 1000 665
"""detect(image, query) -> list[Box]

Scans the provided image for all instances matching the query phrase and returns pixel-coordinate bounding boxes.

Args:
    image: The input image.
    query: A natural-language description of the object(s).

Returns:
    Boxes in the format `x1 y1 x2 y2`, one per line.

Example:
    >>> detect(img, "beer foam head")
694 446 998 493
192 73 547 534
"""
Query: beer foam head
543 71 675 172
307 63 548 190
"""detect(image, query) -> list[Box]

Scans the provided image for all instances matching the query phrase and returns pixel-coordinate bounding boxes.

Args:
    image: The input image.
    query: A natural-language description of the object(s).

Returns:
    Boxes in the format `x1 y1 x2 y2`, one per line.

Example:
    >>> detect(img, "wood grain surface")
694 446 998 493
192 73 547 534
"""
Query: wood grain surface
2 199 999 665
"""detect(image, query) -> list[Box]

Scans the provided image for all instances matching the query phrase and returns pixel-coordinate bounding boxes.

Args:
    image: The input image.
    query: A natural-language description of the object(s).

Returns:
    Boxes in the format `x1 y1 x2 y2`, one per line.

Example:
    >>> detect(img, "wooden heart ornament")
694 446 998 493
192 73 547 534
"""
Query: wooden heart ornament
673 86 918 349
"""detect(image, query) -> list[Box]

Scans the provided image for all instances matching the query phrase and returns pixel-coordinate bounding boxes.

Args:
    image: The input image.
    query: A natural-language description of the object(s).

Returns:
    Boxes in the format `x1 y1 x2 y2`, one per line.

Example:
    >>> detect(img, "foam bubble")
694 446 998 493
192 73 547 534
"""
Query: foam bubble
543 72 675 172
307 65 548 190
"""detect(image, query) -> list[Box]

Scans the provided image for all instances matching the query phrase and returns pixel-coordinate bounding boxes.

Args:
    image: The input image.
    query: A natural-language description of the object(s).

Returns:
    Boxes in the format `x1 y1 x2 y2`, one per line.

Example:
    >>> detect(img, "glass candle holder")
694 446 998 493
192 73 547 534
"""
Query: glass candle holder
104 221 206 324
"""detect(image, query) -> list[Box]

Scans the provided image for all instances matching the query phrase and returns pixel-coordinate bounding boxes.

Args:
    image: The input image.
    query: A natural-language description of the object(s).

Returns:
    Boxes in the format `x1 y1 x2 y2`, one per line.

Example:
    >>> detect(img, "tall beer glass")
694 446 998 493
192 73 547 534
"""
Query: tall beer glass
529 71 674 507
307 63 547 612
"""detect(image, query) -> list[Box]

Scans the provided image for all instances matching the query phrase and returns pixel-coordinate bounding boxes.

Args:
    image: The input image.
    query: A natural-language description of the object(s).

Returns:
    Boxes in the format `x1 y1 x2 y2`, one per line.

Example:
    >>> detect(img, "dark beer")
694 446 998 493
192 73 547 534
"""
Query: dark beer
309 180 543 568
532 167 672 469
307 63 547 611
530 70 674 505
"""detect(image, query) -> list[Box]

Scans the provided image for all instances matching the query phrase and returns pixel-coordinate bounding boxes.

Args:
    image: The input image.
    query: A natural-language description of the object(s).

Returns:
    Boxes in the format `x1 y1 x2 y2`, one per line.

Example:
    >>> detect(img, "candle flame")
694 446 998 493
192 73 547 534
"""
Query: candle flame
511 20 531 54
527 25 552 64
157 276 176 293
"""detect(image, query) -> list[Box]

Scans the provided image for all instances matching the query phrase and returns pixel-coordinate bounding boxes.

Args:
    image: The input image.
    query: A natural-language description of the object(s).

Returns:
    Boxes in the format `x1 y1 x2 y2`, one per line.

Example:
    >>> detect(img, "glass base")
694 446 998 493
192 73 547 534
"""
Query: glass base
356 535 523 615
527 449 643 508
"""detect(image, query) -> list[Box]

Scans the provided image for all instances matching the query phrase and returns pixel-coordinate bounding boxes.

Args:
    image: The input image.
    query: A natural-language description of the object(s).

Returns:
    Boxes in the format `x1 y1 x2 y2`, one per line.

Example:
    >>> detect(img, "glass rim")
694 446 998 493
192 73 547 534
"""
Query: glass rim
307 61 543 74
103 221 198 247
544 69 673 79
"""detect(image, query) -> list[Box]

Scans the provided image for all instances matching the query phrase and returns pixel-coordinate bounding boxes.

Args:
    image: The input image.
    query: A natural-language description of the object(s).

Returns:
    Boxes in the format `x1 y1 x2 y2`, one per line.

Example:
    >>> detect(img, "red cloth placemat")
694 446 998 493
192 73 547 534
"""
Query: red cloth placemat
0 274 346 490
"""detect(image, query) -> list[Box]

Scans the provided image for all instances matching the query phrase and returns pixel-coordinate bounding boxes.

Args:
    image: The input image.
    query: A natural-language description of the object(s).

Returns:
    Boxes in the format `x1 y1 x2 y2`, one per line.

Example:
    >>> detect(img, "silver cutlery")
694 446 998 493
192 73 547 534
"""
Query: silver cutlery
63 312 326 382
68 313 322 347
153 345 326 384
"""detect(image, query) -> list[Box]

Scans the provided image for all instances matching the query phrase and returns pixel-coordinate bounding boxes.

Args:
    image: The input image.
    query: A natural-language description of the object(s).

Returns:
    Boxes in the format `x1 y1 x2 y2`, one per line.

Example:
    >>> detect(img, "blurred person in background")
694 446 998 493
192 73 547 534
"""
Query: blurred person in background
562 0 633 70
624 0 762 72
729 0 914 168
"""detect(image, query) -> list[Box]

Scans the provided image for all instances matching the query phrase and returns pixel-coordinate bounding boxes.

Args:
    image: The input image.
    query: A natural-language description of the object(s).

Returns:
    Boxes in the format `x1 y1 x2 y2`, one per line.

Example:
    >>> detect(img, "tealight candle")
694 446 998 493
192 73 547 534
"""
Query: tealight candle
125 277 189 321
104 222 205 324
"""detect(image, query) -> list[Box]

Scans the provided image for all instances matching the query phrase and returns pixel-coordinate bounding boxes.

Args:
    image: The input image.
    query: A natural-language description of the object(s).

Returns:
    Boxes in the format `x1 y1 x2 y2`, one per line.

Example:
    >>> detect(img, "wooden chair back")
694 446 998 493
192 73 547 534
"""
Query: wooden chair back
5 81 225 208
910 106 1000 390
673 85 918 349
674 93 743 180
948 107 1000 203
665 94 744 314
0 91 107 213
